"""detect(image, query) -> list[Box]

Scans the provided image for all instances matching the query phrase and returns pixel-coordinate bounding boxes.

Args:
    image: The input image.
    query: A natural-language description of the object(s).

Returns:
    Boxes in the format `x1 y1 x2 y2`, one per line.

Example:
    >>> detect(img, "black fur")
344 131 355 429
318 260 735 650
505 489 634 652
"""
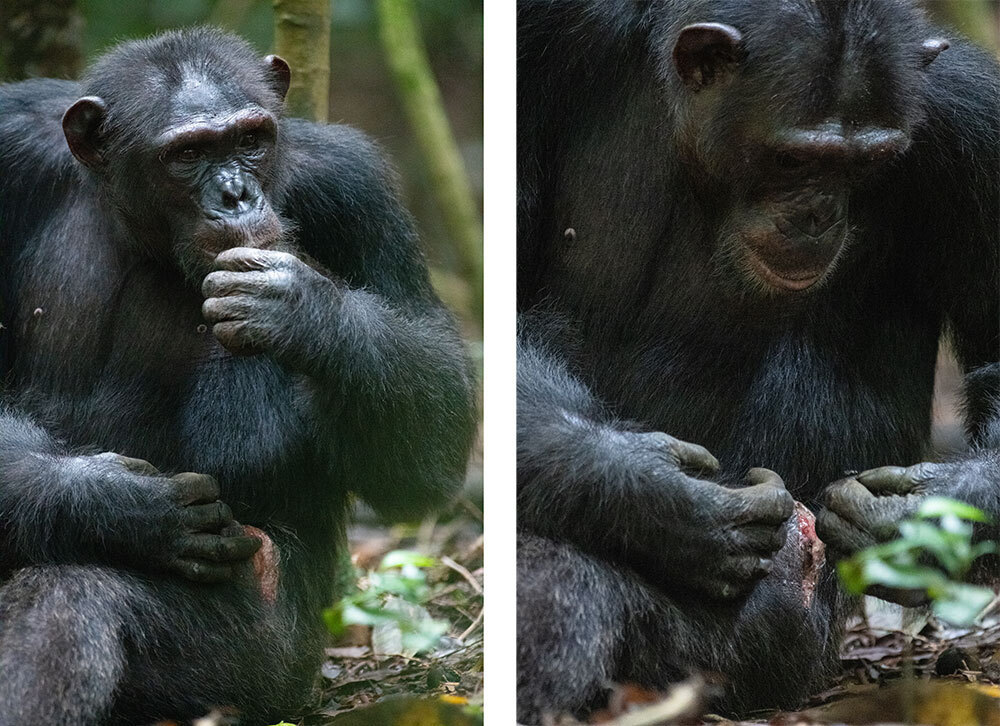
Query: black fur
516 0 1000 721
0 28 475 725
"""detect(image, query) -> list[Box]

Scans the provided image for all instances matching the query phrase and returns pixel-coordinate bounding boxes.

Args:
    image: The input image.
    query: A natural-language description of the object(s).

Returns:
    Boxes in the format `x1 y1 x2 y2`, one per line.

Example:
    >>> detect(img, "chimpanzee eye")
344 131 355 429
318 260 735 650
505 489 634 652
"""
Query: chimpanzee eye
177 147 203 163
776 152 805 170
238 133 258 149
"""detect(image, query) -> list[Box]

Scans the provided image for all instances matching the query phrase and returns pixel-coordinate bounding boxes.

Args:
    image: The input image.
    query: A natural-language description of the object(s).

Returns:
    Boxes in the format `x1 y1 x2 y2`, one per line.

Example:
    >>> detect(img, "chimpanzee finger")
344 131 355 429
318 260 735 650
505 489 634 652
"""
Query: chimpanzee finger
699 556 771 600
735 468 794 525
180 500 235 533
814 508 874 557
202 295 254 324
824 478 874 514
169 558 238 584
202 270 269 298
94 452 161 476
856 462 941 495
212 321 267 356
639 431 720 476
214 247 297 272
735 524 787 555
177 533 262 563
167 472 220 505
670 439 720 477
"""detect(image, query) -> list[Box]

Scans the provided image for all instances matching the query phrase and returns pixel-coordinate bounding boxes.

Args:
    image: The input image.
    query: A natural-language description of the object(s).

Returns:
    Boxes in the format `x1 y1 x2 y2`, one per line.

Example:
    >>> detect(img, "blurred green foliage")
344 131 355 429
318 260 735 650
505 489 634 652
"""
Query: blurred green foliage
838 497 998 626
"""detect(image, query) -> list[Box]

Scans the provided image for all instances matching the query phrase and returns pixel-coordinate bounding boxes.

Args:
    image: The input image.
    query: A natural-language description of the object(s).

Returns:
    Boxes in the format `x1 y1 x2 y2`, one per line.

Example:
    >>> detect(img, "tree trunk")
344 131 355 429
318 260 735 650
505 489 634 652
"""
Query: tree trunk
272 0 331 122
376 0 484 326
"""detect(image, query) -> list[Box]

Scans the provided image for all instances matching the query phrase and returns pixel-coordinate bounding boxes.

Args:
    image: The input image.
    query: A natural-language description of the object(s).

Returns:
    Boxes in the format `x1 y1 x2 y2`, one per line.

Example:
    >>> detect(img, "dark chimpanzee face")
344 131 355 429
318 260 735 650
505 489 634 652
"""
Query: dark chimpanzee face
667 0 948 294
61 32 292 286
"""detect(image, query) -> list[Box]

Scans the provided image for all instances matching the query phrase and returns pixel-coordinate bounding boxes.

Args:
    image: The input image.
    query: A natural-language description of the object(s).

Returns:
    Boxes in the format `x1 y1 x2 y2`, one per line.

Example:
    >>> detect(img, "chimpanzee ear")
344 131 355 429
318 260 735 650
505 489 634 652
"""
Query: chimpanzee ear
265 55 291 100
920 38 949 67
673 23 744 91
62 96 108 169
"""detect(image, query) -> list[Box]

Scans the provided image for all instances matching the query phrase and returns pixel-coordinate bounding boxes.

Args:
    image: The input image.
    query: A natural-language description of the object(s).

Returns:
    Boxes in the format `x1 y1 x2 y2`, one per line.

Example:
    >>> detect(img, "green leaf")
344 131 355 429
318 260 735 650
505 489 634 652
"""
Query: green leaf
918 497 991 523
897 520 966 575
973 541 999 559
380 550 438 570
860 559 947 591
837 559 868 595
323 603 346 636
931 582 996 626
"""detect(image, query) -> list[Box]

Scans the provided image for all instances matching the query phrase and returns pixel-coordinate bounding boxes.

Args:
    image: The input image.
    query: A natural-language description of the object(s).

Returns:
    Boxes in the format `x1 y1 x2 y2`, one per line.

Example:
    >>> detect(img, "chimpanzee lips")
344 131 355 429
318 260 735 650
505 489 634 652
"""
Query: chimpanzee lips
196 208 284 254
744 246 830 292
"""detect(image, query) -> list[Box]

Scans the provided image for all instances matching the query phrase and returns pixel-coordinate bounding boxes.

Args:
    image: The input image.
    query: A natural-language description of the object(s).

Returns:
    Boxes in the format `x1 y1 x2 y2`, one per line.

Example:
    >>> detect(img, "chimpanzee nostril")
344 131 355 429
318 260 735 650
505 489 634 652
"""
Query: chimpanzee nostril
221 177 245 210
790 198 843 237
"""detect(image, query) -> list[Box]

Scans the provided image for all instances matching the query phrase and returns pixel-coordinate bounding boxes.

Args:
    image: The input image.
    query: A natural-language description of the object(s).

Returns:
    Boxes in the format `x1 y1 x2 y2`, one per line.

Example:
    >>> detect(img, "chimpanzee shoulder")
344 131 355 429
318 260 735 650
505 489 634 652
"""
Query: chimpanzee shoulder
276 119 435 305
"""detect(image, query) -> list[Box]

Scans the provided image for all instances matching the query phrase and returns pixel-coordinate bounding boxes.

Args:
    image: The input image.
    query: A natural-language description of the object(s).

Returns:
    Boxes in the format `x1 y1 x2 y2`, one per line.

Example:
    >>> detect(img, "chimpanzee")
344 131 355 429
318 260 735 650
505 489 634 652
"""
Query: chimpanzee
0 28 476 725
517 0 1000 721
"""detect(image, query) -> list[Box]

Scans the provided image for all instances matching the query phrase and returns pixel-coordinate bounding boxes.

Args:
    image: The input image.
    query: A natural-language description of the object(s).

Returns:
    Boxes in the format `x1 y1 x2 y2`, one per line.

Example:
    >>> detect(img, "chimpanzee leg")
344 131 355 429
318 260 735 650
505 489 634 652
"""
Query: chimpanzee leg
517 533 627 722
517 533 840 723
0 566 129 725
0 564 319 726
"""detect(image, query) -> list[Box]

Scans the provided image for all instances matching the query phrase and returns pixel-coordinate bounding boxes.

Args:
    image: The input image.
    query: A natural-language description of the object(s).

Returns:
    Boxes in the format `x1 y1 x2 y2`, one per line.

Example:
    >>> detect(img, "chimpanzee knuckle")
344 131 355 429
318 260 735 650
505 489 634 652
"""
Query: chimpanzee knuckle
906 462 940 484
214 247 252 268
216 500 234 525
230 535 262 560
637 431 676 457
116 455 160 476
201 272 223 297
172 471 220 502
213 321 246 348
771 526 787 552
826 480 865 514
856 466 910 493
215 537 234 560
268 270 295 296
201 297 225 321
775 488 795 518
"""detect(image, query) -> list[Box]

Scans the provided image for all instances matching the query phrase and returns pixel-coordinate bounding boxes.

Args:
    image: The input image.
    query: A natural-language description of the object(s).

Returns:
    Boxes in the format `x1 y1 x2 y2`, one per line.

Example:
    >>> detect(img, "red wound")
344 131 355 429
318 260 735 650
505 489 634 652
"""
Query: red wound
793 502 825 608
243 525 280 604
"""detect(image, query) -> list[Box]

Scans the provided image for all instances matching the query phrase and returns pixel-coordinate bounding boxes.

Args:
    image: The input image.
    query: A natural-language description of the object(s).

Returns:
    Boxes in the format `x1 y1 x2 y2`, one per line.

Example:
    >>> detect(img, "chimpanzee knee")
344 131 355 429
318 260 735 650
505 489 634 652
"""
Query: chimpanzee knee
517 534 626 723
0 566 130 726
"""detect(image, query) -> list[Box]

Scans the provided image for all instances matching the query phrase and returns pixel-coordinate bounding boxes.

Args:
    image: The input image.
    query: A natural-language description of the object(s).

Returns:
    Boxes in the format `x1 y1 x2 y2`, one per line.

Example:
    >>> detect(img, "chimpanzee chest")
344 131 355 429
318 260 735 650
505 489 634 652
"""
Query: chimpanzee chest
11 258 316 480
583 308 941 501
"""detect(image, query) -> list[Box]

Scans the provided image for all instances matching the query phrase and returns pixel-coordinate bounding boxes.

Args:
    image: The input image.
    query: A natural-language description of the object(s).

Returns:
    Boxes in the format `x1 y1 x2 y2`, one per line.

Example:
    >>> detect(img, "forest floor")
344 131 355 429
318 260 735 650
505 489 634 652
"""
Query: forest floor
173 493 484 726
291 465 485 726
559 599 1000 726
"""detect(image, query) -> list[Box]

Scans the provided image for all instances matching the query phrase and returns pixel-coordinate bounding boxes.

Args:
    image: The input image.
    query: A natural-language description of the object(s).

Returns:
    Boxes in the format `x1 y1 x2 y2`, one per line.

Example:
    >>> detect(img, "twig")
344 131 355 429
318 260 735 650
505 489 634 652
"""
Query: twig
459 609 483 642
441 555 483 594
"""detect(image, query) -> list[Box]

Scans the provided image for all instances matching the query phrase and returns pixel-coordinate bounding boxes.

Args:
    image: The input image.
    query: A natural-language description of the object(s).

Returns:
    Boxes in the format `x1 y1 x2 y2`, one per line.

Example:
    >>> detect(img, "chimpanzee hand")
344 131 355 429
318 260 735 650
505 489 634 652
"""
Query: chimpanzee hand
627 432 795 602
816 462 960 606
201 247 335 369
84 453 261 584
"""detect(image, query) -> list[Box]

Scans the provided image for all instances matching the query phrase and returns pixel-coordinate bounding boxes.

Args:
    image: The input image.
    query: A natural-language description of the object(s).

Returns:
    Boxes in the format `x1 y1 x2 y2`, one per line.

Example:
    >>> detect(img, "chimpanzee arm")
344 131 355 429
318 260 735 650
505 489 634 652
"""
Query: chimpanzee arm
0 405 260 580
817 37 1000 564
0 82 260 582
202 120 476 520
517 318 795 601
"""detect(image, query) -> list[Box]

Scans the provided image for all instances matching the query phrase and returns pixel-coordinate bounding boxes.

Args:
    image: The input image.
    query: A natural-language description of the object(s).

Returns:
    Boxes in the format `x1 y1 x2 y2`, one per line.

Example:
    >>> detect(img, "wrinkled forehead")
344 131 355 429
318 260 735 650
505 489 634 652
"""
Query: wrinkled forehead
738 0 925 124
167 64 262 127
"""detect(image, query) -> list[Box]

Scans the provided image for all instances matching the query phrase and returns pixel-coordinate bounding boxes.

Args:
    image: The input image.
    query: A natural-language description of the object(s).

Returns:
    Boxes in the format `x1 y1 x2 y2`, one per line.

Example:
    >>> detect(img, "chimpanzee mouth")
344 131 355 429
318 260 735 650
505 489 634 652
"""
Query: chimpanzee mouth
744 246 831 292
196 210 285 254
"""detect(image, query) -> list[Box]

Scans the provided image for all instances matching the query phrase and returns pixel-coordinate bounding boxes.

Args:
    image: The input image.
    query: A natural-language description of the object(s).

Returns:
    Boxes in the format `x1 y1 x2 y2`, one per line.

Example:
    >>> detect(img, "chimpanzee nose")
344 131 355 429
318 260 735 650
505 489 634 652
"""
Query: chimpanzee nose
790 197 844 238
221 177 246 210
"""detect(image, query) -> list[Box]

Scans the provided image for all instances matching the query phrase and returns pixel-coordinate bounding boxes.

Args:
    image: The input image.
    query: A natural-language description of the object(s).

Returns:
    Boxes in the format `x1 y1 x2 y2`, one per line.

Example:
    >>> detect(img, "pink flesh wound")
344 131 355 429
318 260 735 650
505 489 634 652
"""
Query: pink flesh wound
244 525 279 604
793 502 825 608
